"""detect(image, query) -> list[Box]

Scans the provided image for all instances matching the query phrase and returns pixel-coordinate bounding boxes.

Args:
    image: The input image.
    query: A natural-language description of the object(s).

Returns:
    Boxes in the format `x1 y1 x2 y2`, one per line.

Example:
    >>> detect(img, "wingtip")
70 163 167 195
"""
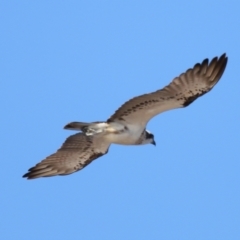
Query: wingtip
219 53 228 63
22 172 32 180
221 52 227 58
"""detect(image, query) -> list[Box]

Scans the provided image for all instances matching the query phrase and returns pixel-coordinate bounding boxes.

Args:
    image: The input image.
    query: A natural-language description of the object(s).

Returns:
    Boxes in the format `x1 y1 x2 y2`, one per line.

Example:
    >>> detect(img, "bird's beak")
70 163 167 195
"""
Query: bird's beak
152 140 156 146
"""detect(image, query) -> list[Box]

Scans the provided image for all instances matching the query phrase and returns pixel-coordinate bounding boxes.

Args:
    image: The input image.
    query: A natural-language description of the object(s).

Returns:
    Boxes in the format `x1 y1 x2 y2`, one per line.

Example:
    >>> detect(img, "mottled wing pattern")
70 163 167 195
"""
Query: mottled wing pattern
23 133 110 179
108 54 227 127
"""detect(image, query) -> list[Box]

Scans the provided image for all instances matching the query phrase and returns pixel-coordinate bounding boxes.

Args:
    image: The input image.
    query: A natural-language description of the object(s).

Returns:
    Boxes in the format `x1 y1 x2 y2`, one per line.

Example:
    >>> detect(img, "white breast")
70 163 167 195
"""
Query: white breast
104 122 144 145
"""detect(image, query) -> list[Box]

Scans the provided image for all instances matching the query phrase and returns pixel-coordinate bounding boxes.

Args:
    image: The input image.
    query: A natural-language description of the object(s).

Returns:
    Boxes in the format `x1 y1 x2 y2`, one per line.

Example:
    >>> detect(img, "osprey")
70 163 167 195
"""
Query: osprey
23 54 228 179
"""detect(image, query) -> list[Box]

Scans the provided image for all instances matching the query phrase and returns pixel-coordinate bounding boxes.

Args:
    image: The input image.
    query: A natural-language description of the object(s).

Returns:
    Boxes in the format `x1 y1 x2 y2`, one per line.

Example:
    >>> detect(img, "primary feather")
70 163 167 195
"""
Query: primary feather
108 54 227 128
23 133 110 179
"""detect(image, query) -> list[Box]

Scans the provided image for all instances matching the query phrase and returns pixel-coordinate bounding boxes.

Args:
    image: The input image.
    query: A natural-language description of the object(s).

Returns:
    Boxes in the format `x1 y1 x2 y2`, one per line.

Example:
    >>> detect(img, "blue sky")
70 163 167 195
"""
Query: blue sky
1 1 240 239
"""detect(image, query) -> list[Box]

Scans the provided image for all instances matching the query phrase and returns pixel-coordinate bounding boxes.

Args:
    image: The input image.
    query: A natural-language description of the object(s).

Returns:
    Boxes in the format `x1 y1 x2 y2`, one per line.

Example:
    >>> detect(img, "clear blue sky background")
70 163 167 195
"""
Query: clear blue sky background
1 1 240 239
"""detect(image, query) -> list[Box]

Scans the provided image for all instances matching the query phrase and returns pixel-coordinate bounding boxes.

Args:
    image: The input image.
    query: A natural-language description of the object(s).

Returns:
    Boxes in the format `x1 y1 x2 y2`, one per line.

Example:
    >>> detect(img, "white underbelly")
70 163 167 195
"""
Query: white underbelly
104 124 144 145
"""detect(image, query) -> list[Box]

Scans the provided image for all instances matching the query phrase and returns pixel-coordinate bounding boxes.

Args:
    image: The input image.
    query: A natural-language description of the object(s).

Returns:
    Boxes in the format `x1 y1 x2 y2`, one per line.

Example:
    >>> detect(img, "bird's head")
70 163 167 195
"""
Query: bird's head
142 130 156 146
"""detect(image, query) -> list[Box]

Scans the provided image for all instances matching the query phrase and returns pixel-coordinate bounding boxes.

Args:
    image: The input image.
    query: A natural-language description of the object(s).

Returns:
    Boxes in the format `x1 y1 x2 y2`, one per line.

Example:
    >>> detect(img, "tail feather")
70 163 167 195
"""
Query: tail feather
64 121 108 136
64 122 91 131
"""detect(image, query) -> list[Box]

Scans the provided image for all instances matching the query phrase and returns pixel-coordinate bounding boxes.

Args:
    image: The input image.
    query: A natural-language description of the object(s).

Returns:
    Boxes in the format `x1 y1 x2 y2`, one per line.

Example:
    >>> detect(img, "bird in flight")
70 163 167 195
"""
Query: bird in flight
23 54 228 179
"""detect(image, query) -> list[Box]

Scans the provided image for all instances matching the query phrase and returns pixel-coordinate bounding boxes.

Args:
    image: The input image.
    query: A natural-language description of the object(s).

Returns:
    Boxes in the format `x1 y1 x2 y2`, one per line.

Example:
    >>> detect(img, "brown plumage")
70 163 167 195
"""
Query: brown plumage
108 54 227 127
23 54 228 180
23 133 110 179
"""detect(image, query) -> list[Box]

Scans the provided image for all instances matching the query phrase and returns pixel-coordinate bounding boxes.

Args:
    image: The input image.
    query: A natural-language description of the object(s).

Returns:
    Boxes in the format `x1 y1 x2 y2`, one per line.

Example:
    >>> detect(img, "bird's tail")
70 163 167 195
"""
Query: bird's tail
64 121 92 131
64 121 108 136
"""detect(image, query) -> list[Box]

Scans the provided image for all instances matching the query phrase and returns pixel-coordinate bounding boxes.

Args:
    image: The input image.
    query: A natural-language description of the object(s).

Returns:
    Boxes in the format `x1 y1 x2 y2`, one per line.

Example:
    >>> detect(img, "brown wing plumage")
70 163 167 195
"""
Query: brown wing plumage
108 54 228 127
23 133 110 179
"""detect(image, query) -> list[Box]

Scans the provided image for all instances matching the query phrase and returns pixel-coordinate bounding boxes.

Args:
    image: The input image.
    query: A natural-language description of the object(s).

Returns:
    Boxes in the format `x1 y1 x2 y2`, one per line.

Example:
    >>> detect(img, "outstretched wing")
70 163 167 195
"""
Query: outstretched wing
108 54 228 128
23 133 110 179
